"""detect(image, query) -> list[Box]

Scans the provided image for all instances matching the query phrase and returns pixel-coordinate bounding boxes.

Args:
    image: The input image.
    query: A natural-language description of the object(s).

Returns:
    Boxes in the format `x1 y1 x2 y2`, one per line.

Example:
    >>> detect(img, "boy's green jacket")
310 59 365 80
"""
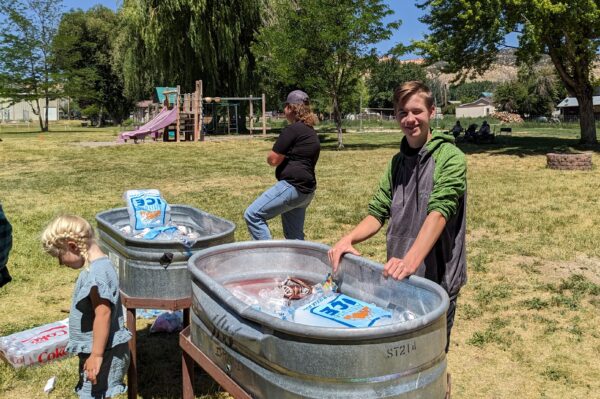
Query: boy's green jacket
368 130 467 297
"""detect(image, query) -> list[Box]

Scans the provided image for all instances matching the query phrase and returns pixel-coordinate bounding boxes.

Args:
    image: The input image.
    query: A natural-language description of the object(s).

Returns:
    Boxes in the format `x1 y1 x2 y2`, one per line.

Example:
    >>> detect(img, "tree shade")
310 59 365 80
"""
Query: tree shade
416 0 599 145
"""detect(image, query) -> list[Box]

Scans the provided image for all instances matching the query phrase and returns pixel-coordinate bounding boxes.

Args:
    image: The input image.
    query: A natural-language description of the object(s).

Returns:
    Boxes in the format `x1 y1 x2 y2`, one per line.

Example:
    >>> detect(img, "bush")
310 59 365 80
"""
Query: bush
121 118 135 127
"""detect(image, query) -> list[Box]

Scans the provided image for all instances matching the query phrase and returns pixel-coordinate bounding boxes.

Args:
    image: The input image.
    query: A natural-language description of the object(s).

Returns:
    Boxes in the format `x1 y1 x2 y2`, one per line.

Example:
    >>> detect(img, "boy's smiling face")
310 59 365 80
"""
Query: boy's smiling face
396 93 435 148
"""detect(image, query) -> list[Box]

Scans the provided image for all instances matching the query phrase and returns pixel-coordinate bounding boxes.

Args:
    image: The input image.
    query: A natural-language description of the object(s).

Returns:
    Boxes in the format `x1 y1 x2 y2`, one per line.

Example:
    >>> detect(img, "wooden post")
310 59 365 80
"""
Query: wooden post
199 80 204 142
227 103 230 135
184 94 190 113
262 93 266 136
194 80 201 142
176 85 181 142
249 95 254 136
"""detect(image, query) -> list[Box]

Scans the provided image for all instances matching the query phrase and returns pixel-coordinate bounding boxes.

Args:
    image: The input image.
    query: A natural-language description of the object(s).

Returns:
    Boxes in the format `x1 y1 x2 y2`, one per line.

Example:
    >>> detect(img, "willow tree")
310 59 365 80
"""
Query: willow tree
114 0 268 99
252 0 399 149
416 0 600 145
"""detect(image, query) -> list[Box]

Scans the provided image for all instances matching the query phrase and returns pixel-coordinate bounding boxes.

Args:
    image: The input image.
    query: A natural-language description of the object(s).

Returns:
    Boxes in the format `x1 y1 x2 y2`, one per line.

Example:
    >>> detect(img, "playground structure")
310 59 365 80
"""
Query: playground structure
121 81 267 143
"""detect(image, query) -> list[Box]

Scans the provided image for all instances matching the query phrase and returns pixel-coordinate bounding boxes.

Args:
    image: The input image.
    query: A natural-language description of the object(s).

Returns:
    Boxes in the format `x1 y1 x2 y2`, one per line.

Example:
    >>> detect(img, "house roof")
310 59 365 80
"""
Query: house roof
458 97 493 108
557 96 600 108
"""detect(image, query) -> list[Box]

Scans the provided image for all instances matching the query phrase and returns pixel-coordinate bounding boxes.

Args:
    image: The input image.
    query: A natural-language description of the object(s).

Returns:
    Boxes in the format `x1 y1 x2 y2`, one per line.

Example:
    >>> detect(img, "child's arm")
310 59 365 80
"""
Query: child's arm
84 286 111 385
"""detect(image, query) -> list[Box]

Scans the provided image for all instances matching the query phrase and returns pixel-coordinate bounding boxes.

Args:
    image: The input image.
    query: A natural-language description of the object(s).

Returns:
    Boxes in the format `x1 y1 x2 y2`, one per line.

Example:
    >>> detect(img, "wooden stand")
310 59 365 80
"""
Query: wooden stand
179 326 252 399
120 291 191 399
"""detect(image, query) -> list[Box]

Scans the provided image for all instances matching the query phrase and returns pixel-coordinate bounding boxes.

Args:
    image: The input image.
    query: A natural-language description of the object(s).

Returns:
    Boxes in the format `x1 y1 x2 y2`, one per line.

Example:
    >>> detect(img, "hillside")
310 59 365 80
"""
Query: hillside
426 49 600 86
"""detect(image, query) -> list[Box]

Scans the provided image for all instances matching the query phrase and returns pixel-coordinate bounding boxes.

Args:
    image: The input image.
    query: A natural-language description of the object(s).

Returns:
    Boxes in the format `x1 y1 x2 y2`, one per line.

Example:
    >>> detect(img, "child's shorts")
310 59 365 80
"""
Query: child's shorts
75 343 130 399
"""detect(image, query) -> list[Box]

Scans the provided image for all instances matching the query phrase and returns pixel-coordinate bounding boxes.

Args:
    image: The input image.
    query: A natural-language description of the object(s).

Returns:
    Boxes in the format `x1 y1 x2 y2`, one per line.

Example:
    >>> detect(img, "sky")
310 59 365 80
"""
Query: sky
62 0 428 59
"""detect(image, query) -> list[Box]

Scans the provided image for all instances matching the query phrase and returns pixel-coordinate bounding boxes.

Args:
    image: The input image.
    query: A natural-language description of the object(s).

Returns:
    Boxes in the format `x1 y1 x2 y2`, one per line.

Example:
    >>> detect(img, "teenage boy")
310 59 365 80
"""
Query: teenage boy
328 81 467 352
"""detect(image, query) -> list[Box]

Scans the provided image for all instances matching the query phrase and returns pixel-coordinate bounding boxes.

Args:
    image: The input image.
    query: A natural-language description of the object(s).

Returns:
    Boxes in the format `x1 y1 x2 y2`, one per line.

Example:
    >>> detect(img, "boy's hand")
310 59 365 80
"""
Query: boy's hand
328 237 361 273
383 253 421 280
84 354 103 385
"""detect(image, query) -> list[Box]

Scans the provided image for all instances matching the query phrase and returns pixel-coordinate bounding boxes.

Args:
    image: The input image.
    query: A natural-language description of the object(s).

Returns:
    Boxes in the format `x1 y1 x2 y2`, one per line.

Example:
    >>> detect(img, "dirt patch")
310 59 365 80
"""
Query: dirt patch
544 254 600 284
505 254 600 285
74 135 275 147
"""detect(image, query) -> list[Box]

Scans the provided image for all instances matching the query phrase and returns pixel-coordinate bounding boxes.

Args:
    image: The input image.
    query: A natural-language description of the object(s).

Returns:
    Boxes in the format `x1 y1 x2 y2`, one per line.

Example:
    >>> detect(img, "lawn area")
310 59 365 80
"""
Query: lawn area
0 125 599 398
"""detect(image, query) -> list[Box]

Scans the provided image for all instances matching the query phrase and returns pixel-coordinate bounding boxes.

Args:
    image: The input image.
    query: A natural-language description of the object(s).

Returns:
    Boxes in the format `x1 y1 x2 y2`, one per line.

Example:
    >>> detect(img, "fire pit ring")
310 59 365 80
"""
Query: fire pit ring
546 152 592 170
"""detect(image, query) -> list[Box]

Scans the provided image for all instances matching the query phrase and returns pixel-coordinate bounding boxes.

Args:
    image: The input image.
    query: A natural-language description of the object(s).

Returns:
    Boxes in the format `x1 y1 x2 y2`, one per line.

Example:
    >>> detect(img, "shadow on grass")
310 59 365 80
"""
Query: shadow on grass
135 324 224 399
318 133 600 155
457 135 600 157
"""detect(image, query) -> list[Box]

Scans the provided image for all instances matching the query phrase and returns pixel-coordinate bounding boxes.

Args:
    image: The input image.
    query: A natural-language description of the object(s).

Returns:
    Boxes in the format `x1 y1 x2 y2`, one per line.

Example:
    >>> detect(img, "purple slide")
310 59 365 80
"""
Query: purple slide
118 107 178 142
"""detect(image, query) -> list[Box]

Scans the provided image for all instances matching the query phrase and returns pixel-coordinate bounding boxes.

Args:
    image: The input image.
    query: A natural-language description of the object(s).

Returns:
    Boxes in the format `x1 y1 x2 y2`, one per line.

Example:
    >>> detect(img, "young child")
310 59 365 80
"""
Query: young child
42 215 131 398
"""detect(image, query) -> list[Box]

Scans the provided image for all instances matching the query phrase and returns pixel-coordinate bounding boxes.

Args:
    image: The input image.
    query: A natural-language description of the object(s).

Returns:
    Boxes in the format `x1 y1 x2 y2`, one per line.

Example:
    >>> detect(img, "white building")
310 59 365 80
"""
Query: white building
0 98 63 122
455 97 495 118
556 96 600 120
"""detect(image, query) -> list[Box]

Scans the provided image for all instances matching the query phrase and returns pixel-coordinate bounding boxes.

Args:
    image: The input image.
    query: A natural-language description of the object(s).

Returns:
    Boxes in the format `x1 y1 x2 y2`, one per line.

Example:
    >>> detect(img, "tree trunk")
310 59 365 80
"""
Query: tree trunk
96 106 104 128
549 51 597 146
576 87 598 146
43 95 49 132
34 99 45 132
333 96 344 149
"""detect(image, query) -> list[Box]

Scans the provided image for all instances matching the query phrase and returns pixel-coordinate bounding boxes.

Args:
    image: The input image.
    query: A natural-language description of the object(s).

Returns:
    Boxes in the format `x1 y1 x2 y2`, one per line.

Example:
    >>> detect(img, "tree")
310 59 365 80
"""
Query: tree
253 0 399 149
449 81 496 104
416 0 600 145
494 66 566 117
0 0 62 132
113 0 267 100
52 6 130 126
368 59 427 109
494 81 528 114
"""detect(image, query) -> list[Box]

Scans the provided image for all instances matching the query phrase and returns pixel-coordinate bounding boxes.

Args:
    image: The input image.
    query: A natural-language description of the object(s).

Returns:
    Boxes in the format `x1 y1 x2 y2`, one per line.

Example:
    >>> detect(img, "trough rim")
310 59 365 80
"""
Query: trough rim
188 240 450 341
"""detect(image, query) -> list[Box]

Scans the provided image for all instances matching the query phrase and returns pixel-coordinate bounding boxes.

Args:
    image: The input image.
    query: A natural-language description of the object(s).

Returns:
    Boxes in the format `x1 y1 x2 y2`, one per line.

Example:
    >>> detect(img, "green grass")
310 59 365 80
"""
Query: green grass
1 124 600 398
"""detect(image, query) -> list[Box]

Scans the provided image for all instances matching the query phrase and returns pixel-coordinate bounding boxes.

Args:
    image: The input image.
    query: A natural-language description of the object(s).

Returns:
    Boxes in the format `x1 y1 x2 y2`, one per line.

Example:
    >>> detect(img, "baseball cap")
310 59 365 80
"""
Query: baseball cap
285 90 309 105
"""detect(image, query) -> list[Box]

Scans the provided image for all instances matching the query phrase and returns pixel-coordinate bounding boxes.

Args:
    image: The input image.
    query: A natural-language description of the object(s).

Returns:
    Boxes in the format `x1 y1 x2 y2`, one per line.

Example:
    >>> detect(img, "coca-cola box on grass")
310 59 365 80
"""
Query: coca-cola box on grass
0 319 71 368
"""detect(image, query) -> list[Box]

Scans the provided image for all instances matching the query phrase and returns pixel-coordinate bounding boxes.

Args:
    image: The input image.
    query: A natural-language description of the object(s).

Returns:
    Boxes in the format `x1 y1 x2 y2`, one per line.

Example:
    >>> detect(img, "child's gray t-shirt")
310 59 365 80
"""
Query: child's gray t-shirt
66 257 131 354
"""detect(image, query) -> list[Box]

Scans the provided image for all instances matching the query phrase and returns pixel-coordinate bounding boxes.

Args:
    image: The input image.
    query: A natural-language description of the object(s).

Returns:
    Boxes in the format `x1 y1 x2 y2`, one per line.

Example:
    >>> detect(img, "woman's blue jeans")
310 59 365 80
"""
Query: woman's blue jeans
244 180 315 240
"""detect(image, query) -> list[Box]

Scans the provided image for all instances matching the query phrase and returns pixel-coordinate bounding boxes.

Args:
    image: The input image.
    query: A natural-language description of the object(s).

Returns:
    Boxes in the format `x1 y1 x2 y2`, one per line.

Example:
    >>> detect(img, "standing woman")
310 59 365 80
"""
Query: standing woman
244 90 320 240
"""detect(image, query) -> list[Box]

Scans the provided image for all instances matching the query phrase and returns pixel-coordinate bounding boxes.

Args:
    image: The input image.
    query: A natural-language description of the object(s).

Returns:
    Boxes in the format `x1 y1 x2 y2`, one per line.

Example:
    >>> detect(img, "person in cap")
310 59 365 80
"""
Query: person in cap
328 81 467 353
244 90 320 240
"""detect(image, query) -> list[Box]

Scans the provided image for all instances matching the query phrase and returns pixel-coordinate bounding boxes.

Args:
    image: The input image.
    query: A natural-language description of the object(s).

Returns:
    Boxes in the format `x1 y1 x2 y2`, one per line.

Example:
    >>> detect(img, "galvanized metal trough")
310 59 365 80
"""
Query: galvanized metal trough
188 240 449 398
96 205 236 299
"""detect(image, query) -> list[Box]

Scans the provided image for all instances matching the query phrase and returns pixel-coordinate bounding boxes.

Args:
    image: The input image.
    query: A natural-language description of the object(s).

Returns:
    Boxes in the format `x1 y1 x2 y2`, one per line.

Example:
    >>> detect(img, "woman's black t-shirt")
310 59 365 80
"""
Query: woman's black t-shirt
273 121 320 194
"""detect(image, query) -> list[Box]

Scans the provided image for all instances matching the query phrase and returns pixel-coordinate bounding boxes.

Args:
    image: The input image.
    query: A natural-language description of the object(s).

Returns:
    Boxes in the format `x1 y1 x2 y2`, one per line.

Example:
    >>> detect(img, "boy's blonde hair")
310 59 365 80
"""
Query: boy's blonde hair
287 103 319 127
41 215 95 264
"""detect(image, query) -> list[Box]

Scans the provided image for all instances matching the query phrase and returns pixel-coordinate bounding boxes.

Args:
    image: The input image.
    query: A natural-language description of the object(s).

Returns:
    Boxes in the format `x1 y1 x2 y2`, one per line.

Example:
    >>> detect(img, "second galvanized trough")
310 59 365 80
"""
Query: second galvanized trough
188 240 449 398
96 205 235 299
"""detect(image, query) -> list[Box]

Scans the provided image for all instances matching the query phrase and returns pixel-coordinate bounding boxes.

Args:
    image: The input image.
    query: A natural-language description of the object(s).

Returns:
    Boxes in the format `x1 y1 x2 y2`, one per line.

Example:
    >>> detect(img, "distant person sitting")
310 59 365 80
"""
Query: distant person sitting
479 120 491 136
478 120 494 143
465 123 478 142
451 121 464 139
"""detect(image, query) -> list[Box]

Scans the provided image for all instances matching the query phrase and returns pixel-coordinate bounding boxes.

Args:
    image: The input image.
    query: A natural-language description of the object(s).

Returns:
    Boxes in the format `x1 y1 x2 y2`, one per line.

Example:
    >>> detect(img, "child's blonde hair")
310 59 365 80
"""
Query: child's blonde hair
41 215 95 265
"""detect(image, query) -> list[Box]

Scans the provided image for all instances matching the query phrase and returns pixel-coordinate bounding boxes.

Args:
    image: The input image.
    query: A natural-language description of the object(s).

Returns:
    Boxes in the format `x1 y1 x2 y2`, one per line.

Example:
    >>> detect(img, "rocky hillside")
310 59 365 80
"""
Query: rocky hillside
426 49 600 85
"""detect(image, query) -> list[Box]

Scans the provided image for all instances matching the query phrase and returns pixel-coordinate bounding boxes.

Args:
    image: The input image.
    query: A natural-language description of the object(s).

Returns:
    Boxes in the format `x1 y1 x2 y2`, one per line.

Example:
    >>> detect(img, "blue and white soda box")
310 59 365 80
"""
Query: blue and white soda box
293 293 392 328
